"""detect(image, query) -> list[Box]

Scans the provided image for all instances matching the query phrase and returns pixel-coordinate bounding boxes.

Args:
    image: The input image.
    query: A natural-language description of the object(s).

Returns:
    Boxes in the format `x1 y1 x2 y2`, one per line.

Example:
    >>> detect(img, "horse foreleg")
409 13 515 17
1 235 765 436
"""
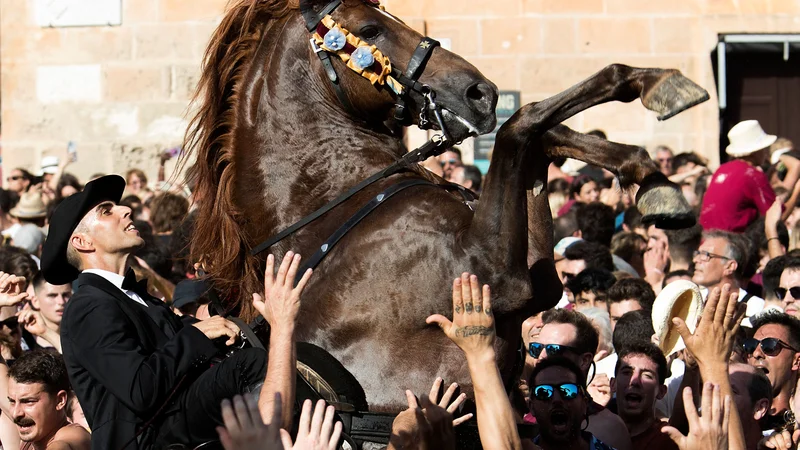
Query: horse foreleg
541 124 695 229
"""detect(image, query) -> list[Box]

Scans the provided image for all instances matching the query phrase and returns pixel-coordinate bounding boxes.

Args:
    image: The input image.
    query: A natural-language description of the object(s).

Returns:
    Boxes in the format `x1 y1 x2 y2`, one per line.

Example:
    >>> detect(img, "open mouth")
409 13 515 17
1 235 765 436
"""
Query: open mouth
754 365 770 375
124 223 138 234
624 393 643 406
549 409 571 433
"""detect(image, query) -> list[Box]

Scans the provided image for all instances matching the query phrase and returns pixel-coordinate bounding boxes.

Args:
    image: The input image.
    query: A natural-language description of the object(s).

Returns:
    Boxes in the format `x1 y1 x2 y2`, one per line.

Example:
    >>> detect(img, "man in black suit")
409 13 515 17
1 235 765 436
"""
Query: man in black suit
40 175 269 449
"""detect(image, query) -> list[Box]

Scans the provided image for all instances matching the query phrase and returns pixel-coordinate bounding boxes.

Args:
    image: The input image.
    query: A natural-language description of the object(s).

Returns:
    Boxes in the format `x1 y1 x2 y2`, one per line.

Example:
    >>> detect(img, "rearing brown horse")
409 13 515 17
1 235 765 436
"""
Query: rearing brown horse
183 0 707 410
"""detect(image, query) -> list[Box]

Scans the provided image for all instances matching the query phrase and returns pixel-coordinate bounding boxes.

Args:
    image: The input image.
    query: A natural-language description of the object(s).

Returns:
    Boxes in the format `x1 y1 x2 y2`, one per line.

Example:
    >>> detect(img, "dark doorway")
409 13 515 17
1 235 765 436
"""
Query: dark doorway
724 53 800 154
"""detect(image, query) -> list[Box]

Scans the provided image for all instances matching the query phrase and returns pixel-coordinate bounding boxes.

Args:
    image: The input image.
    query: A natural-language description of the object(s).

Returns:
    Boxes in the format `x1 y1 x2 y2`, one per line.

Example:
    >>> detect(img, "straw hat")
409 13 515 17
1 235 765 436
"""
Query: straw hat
10 192 47 219
651 279 703 357
726 120 777 157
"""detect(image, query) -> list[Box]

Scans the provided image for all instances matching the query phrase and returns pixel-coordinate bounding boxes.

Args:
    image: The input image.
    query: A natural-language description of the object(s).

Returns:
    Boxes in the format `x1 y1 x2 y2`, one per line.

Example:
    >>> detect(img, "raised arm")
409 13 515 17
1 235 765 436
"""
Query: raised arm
427 273 522 450
253 251 313 429
672 283 747 450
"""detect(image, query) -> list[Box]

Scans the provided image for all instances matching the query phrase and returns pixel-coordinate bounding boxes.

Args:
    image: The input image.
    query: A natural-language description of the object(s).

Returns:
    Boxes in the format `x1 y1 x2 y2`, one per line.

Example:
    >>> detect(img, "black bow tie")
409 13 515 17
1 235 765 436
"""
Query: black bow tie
121 269 149 298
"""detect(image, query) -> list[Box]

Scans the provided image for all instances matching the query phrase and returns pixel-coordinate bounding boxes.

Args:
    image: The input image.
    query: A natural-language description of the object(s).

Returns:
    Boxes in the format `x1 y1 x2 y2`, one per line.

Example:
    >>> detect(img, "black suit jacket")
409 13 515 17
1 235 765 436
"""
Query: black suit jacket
61 272 218 450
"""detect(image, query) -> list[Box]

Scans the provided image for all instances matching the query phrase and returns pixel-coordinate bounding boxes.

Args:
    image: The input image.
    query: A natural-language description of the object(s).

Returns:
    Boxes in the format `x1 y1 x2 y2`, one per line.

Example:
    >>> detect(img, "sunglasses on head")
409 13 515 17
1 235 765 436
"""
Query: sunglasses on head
532 383 583 401
775 286 800 301
528 342 580 359
743 337 800 357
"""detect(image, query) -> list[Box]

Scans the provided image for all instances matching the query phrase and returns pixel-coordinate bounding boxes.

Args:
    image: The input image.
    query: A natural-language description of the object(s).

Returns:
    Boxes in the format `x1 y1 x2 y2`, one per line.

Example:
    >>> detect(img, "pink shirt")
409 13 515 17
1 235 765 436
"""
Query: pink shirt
699 160 775 233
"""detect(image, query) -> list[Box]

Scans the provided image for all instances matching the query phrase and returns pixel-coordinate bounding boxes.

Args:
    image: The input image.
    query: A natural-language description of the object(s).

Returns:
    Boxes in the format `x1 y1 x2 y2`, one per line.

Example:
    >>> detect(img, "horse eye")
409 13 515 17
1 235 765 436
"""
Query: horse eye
358 25 381 39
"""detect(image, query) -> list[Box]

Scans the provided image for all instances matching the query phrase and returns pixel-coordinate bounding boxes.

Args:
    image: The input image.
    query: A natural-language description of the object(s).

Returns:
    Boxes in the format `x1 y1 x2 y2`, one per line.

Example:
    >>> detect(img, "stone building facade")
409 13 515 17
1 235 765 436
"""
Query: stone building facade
2 0 800 183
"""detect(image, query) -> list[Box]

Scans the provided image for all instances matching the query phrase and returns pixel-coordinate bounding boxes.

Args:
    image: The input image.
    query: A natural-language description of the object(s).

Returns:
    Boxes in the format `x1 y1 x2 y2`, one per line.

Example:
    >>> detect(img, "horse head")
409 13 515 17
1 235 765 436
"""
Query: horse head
296 0 498 141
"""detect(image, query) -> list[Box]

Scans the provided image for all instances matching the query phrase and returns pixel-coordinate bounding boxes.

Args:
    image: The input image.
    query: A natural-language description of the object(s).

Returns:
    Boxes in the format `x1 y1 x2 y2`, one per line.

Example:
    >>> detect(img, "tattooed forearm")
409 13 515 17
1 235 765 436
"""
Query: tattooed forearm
454 326 493 337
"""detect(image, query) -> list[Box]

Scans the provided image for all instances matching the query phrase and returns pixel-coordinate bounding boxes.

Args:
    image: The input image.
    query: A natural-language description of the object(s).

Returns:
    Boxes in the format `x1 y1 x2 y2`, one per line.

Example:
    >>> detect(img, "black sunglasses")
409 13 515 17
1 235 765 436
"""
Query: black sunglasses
775 286 800 301
532 383 583 401
743 337 800 357
528 342 580 359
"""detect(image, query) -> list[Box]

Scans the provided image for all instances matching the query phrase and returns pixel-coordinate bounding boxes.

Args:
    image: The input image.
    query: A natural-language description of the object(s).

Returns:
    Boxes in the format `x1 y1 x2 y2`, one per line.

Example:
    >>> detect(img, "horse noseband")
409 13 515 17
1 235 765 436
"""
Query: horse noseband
299 0 447 136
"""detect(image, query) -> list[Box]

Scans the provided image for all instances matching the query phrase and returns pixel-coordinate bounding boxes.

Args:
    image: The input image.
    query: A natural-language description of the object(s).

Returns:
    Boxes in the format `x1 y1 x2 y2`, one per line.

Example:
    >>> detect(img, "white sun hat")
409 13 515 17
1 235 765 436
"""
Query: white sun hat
40 155 59 175
726 120 777 157
651 279 703 357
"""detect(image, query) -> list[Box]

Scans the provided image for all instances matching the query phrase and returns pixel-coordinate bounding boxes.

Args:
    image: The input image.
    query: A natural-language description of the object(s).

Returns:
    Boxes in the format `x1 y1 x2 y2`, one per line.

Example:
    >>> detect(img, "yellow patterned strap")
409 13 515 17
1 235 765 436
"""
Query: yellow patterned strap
312 15 405 95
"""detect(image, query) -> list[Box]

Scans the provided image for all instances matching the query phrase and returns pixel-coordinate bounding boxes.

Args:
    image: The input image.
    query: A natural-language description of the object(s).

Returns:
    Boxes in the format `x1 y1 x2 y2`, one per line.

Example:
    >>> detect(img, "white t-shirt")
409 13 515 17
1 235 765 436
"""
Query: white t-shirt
699 286 764 327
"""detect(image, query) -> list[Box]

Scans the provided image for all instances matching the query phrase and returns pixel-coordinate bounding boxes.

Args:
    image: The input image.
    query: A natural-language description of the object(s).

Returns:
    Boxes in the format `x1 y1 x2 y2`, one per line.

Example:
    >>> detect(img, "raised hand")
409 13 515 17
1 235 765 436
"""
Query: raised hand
662 384 730 450
17 308 47 337
427 377 473 426
281 399 342 450
253 252 313 334
426 273 494 358
389 390 455 450
760 427 800 449
0 272 29 308
587 373 612 407
217 393 283 450
672 283 744 369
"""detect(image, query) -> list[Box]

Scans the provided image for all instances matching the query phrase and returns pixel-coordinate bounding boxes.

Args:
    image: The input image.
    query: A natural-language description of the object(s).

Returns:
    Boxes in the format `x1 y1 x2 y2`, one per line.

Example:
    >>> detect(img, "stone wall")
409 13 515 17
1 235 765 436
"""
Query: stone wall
3 0 800 184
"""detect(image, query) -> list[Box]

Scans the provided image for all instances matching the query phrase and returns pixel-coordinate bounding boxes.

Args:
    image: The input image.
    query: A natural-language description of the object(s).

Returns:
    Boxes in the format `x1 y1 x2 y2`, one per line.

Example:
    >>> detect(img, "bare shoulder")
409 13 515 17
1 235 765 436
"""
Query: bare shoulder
48 424 91 450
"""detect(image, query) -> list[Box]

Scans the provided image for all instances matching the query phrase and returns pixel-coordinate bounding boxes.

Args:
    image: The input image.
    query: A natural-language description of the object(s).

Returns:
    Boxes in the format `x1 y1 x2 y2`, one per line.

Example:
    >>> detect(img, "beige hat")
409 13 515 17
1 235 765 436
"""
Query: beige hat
10 192 47 219
651 279 703 357
726 120 777 157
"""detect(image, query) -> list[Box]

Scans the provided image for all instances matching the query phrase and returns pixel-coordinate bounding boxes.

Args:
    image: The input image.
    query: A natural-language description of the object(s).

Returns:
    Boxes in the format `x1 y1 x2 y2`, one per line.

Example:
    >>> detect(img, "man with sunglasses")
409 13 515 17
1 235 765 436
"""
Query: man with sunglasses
776 256 800 317
533 309 632 450
437 148 462 180
747 311 800 433
528 357 614 450
692 230 765 322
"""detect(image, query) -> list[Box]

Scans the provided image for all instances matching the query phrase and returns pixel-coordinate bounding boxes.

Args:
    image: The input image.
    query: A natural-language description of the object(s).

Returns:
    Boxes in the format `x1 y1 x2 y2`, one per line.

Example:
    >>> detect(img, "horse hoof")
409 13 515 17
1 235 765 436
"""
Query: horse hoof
642 72 710 121
636 173 696 230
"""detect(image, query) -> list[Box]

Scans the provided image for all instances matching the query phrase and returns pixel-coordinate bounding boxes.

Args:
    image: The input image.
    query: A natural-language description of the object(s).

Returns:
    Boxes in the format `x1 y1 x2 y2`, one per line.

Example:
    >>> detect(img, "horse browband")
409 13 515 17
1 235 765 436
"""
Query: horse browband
300 0 446 132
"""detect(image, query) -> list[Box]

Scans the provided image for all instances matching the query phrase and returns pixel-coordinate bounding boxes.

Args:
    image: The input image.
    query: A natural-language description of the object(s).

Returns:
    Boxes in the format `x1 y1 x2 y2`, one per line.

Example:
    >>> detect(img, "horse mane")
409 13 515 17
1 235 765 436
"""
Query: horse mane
181 0 295 318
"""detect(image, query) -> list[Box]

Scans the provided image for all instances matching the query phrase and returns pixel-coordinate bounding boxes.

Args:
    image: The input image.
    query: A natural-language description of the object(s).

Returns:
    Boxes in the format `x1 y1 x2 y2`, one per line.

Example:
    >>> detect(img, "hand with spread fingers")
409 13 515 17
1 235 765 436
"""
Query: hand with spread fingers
662 383 730 450
426 273 521 450
672 283 744 369
0 272 29 308
282 399 343 450
253 252 313 335
217 393 283 450
670 283 748 450
388 390 455 450
426 273 495 358
427 377 474 426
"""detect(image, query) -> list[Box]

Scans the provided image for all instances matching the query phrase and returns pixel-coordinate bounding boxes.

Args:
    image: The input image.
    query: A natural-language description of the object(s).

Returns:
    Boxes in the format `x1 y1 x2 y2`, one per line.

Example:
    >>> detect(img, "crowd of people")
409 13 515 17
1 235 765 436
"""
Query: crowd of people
0 118 795 450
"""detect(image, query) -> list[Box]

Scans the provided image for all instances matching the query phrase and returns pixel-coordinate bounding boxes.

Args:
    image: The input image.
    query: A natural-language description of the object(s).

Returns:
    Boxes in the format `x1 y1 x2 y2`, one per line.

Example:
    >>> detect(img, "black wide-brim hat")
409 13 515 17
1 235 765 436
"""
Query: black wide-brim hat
41 175 126 285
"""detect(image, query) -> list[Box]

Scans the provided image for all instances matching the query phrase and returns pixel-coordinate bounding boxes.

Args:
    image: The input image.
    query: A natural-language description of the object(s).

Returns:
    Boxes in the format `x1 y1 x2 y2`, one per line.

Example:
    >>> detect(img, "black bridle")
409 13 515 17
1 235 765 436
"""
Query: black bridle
250 0 466 258
299 0 451 139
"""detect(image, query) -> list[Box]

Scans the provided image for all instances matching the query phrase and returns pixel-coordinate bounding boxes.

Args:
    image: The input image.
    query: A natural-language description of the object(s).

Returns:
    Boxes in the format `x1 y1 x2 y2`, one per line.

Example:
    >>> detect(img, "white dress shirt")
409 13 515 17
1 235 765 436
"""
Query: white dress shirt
83 269 148 307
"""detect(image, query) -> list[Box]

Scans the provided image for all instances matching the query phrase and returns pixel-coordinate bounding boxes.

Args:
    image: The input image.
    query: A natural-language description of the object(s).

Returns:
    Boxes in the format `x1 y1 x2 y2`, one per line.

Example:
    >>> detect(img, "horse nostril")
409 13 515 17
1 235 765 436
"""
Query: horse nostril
466 82 487 102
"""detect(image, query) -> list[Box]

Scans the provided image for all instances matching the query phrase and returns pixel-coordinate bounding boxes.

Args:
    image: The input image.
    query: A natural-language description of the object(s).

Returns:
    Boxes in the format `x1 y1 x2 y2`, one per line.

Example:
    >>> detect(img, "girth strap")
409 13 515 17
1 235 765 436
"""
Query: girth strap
295 178 435 283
